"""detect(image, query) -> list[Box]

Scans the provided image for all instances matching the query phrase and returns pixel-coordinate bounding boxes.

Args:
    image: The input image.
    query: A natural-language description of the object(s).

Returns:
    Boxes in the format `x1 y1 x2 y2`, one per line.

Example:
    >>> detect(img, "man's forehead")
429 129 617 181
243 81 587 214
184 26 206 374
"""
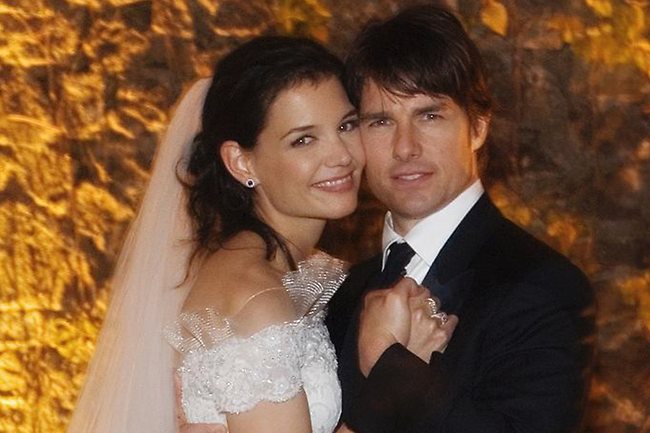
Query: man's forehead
360 81 451 110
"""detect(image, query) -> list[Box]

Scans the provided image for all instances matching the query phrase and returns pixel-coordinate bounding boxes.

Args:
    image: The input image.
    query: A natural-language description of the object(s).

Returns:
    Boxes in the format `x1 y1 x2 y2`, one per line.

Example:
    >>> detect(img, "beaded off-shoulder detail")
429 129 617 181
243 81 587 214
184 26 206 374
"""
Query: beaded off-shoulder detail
164 252 346 432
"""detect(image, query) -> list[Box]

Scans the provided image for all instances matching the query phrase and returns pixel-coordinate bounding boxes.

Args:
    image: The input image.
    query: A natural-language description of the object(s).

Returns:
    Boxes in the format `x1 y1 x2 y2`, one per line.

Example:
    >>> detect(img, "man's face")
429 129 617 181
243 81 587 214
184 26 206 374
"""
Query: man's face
359 80 489 235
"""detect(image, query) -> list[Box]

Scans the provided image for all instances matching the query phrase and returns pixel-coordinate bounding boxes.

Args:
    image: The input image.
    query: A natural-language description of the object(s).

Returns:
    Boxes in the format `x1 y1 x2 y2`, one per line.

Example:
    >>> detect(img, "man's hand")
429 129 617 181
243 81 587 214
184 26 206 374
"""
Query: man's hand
358 277 426 376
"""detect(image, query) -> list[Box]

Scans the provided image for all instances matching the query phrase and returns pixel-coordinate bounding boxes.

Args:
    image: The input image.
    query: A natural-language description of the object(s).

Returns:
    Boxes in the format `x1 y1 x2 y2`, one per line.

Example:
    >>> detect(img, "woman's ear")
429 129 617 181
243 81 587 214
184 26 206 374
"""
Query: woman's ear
220 140 257 186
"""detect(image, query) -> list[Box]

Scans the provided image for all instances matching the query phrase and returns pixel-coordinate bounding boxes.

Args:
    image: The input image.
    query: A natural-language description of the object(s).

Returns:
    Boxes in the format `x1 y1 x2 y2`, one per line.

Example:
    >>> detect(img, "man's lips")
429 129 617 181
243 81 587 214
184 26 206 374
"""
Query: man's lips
391 171 433 183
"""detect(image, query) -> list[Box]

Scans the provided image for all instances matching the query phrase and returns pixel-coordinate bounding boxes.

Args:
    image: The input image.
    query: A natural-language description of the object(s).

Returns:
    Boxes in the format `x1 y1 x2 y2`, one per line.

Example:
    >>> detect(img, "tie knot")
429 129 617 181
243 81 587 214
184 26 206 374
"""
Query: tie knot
378 242 416 288
387 241 415 264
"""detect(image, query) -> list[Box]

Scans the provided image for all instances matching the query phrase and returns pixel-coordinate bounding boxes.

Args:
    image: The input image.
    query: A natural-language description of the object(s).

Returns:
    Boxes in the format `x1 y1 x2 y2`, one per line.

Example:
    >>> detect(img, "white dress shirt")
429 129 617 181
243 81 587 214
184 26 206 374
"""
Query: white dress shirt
381 180 484 284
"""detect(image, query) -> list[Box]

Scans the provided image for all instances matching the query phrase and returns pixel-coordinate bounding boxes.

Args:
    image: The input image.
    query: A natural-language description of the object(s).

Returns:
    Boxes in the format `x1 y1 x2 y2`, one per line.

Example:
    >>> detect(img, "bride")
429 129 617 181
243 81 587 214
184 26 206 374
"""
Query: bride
67 36 364 433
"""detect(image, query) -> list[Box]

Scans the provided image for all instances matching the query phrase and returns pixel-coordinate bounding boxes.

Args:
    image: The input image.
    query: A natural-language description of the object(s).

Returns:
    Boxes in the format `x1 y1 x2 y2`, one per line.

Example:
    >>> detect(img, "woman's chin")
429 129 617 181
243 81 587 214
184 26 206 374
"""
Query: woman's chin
322 200 358 221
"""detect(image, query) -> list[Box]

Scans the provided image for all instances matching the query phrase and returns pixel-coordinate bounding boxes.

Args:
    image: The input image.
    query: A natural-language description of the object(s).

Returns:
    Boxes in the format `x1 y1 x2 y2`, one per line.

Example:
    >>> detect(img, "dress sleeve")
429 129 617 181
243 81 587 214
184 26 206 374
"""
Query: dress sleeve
166 289 307 421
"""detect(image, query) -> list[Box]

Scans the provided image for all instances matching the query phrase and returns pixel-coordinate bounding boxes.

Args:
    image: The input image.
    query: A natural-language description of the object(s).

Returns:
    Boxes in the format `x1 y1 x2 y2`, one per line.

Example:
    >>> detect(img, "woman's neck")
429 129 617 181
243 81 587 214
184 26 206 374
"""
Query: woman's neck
223 219 325 273
254 211 326 264
273 219 325 264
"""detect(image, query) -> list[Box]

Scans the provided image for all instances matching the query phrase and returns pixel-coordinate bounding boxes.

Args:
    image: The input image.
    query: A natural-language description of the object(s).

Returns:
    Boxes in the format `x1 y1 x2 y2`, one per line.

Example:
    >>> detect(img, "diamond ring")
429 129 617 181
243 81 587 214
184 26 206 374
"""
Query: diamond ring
431 311 448 325
424 296 441 317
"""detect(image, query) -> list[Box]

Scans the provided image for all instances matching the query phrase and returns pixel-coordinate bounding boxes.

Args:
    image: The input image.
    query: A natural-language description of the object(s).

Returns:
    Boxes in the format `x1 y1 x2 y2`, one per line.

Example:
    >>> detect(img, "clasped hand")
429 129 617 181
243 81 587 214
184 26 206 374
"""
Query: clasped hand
357 277 458 376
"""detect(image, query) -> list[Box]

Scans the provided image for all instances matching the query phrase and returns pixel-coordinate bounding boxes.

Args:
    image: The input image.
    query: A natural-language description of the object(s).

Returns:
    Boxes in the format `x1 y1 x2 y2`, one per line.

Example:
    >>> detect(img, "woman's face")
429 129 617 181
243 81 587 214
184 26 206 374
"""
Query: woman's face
247 76 365 231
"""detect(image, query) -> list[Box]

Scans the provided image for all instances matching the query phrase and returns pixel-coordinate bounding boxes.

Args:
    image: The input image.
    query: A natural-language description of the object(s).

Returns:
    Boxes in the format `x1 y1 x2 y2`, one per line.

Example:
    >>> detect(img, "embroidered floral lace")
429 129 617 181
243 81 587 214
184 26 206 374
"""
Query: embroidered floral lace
165 253 346 433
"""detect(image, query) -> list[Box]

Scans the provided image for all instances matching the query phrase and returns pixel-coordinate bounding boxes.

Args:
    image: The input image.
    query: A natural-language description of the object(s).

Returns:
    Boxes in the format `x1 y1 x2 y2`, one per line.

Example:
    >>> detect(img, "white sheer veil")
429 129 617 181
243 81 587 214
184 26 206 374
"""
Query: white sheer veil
67 78 212 432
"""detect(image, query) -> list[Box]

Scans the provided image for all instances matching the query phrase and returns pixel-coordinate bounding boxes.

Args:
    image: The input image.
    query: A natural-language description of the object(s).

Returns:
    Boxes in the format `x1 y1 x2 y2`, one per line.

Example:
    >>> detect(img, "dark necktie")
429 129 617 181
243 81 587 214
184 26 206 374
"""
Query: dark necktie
377 241 416 288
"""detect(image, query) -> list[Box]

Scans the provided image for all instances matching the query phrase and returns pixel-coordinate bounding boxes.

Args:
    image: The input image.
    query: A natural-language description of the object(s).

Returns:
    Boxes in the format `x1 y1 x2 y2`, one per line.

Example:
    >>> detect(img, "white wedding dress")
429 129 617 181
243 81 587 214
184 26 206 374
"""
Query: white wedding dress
165 253 345 433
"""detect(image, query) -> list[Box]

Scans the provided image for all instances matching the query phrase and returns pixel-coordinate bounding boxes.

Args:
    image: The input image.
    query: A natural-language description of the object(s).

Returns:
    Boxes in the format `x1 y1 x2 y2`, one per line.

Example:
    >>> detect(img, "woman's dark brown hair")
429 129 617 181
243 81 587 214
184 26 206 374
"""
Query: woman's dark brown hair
183 36 344 270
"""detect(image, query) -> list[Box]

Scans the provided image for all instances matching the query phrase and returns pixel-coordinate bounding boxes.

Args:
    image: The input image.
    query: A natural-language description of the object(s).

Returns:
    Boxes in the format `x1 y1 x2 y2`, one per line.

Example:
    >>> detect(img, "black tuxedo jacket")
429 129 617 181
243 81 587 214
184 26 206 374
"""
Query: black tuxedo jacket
326 195 595 433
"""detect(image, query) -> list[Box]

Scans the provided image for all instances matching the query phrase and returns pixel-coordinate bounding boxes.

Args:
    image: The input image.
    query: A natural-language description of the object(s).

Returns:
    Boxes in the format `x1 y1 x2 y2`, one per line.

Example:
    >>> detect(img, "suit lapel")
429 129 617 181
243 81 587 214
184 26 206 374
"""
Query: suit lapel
423 268 475 314
422 195 504 314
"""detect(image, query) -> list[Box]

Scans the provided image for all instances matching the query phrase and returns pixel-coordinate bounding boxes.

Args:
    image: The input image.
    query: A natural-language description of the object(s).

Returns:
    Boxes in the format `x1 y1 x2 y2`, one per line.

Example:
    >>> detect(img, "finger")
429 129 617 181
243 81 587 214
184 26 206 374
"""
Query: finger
429 311 448 325
443 314 460 330
411 309 439 333
408 290 430 311
390 277 423 296
403 277 427 296
430 314 458 343
362 289 386 307
410 307 426 323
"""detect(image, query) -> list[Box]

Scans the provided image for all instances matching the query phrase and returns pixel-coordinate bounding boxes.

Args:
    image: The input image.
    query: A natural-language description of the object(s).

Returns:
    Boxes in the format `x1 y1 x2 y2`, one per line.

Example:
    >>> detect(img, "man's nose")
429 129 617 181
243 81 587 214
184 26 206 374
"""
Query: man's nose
392 123 421 161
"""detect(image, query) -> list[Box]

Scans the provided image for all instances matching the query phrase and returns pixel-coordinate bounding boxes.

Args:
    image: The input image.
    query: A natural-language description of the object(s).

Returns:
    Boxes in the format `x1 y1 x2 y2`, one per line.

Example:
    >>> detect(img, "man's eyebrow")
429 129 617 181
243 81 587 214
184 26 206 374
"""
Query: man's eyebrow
359 111 389 121
413 101 447 116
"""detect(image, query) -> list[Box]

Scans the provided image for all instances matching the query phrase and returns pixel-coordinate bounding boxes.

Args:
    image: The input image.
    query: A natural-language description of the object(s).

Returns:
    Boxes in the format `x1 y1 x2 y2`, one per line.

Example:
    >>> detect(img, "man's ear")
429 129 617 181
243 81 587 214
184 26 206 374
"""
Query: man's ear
470 115 490 152
220 140 257 186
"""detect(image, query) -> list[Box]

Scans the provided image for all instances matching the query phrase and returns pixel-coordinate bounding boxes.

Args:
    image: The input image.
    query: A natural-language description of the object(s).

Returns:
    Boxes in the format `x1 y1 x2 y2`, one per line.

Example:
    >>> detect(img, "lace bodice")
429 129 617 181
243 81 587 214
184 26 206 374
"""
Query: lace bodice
165 253 346 433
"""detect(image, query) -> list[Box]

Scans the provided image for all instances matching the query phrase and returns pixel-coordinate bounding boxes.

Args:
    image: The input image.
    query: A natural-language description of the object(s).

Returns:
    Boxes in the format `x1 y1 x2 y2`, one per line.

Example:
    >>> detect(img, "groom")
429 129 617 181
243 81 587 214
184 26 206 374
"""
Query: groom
325 4 595 433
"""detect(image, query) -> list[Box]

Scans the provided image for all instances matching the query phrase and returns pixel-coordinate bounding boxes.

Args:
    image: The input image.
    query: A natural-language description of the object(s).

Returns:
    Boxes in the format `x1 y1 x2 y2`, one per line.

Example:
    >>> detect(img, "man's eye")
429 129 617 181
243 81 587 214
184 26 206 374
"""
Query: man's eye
368 118 388 127
424 112 441 120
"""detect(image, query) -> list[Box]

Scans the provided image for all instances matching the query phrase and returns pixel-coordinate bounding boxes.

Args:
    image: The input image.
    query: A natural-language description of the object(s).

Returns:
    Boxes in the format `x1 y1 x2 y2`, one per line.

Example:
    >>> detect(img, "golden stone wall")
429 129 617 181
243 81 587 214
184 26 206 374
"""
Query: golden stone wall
0 1 648 432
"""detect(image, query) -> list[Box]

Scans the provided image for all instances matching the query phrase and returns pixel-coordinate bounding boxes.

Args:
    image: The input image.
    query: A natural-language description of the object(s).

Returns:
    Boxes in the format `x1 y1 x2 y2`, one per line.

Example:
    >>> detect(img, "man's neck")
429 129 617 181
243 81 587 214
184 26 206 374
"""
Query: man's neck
383 180 484 245
390 181 483 237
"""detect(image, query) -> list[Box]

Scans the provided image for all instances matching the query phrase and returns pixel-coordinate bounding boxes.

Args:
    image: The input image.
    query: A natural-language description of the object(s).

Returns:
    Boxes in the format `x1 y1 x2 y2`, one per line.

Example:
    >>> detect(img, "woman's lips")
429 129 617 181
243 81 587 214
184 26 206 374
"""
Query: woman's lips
312 173 355 192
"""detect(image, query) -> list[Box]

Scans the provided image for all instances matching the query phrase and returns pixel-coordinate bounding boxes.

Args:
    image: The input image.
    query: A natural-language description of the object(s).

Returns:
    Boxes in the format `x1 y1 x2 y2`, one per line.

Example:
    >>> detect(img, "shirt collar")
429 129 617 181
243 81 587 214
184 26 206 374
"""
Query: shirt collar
381 180 484 267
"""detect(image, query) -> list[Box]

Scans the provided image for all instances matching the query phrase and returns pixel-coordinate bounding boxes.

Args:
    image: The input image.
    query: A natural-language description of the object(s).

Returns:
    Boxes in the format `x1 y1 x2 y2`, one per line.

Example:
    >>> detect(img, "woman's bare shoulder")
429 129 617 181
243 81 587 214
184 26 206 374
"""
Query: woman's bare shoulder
182 235 286 316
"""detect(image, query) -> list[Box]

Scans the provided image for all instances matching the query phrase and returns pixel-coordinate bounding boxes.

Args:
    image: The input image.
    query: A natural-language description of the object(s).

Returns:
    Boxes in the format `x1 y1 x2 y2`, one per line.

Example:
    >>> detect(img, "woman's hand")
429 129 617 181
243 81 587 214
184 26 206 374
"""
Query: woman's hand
407 294 458 362
358 277 426 376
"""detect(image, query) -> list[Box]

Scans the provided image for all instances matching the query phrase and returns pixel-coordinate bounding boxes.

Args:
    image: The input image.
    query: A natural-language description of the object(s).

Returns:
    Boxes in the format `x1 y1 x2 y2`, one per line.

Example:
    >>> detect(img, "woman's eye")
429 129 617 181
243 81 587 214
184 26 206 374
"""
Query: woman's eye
292 135 315 147
339 118 360 132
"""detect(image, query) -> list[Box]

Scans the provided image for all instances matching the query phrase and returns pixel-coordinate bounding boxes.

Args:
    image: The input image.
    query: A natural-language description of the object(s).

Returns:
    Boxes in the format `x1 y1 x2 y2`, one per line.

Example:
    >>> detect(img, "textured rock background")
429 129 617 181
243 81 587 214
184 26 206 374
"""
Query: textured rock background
0 0 648 432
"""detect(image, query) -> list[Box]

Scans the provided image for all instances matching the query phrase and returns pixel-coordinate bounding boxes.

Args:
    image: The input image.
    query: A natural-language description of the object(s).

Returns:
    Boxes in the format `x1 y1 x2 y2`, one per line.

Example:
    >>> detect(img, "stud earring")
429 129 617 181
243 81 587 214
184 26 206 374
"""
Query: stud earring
245 178 256 188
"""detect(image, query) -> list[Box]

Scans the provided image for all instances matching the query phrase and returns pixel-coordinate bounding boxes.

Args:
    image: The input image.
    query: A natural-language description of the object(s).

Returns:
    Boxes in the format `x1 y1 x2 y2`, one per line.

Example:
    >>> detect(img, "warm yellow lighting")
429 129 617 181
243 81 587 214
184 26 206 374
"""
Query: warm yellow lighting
619 271 650 333
1 1 648 432
0 1 336 431
549 1 650 76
